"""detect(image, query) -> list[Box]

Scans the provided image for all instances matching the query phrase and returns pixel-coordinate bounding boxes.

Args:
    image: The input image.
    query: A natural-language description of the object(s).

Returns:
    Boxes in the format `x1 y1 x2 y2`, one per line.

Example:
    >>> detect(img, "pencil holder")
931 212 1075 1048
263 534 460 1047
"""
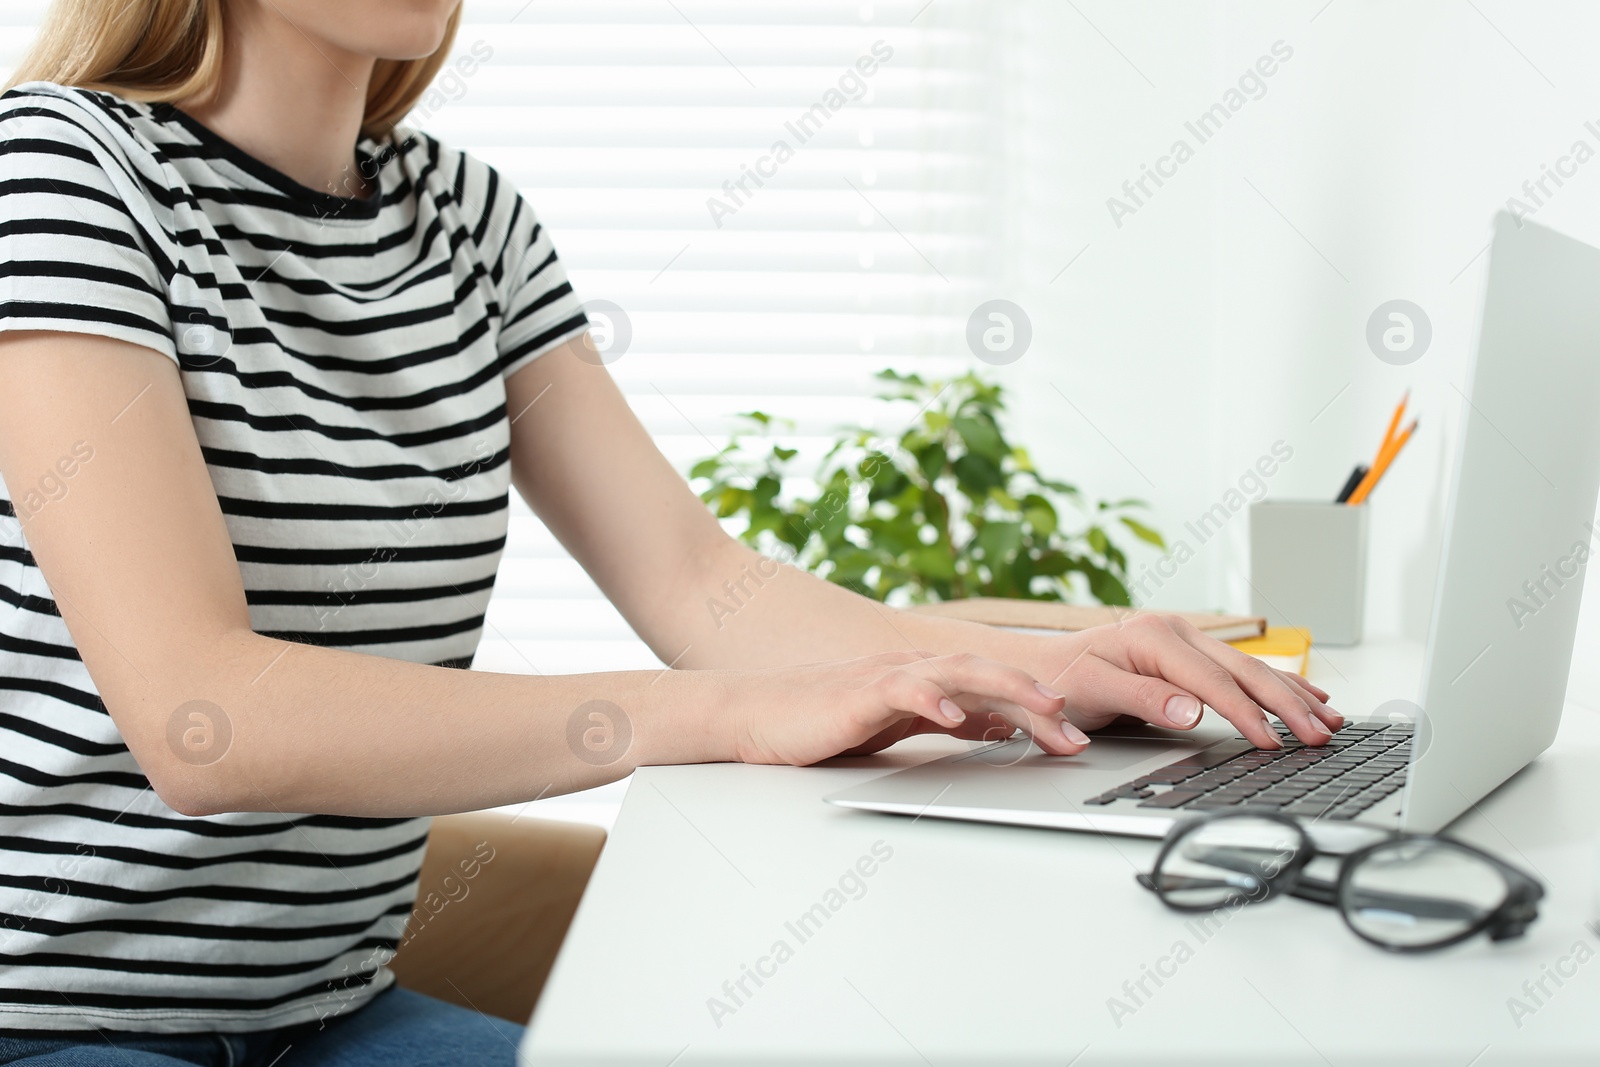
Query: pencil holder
1248 501 1368 646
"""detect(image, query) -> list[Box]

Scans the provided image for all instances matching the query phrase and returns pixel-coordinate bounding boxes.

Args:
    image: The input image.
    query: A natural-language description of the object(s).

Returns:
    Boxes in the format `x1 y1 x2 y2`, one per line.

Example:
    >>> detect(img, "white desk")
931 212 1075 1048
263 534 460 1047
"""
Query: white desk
520 640 1600 1066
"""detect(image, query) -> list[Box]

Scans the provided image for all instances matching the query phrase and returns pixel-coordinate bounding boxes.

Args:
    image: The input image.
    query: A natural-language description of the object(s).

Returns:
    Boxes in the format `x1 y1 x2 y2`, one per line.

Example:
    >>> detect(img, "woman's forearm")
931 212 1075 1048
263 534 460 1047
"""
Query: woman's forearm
667 540 1343 751
142 630 739 818
672 539 1054 676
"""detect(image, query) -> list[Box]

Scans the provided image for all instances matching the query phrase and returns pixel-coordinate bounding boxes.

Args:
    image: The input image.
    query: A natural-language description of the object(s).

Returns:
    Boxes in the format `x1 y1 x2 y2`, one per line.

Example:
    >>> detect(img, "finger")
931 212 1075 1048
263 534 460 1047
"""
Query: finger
1093 619 1282 749
1166 622 1334 744
1280 670 1330 703
876 669 969 729
903 653 1088 754
1020 706 1091 754
1045 654 1225 737
915 651 1068 718
1275 669 1342 727
950 693 1090 753
1273 671 1337 729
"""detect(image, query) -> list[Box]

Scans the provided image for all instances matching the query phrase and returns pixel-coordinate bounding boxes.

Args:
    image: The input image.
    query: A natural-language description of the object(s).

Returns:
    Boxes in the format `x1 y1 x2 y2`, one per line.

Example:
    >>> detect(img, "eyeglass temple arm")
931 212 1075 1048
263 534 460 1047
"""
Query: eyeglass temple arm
1286 872 1338 906
1142 870 1499 924
1295 878 1503 922
1168 843 1514 921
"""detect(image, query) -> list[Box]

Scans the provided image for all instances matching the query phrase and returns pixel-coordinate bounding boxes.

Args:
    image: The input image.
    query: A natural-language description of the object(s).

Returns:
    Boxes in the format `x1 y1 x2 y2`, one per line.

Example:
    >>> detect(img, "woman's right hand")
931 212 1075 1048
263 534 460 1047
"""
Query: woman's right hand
723 650 1087 766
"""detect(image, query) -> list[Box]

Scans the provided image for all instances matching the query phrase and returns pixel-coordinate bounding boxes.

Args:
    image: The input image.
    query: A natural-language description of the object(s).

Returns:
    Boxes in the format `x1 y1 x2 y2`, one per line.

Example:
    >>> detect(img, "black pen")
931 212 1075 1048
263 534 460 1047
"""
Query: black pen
1335 465 1368 504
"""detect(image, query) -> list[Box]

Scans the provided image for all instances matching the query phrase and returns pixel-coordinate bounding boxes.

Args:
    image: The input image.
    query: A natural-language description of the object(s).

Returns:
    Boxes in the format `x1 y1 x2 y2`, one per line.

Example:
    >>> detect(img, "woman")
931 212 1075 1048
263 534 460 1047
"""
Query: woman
0 0 1342 1062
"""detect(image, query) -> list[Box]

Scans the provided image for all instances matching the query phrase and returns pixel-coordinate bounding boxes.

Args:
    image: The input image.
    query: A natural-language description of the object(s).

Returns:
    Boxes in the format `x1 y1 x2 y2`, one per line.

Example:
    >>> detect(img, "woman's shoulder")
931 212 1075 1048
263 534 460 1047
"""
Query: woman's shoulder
2 78 97 114
383 127 536 248
386 127 529 214
1 81 169 174
4 81 143 133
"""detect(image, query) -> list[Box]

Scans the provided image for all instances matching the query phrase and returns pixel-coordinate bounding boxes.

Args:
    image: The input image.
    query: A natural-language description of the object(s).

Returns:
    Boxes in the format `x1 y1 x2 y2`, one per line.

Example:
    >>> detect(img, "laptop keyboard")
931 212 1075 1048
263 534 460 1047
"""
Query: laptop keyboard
1083 721 1413 821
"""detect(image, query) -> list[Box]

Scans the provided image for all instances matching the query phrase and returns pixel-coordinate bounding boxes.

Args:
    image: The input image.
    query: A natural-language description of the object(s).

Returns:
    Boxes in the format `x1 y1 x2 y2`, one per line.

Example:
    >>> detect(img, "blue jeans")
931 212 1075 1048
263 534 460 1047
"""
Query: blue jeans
0 988 524 1066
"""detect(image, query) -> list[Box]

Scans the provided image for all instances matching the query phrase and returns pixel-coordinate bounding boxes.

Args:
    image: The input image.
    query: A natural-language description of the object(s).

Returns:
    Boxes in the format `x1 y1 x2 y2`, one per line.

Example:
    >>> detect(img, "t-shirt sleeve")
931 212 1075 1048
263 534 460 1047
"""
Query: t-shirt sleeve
478 172 589 380
0 93 178 364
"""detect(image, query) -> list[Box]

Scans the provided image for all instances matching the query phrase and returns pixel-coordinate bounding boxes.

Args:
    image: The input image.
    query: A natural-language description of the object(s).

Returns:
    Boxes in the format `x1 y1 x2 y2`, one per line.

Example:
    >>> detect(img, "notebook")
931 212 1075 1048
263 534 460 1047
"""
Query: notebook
1226 626 1313 676
906 598 1267 643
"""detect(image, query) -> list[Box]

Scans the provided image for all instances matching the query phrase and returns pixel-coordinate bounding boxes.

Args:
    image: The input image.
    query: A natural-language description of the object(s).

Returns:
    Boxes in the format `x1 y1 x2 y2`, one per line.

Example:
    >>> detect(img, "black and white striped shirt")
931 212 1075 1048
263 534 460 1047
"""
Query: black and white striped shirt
0 82 587 1032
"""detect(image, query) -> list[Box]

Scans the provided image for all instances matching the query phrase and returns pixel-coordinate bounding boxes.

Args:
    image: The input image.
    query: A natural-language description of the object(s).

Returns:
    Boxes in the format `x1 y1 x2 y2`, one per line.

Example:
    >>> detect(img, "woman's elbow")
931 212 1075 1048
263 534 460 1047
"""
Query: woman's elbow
144 762 245 818
117 705 251 817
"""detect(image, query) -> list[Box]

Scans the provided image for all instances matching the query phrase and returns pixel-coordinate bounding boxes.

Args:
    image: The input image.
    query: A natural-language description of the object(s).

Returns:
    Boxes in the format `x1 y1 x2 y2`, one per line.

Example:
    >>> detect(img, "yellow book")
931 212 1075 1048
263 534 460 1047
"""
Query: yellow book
1228 626 1312 676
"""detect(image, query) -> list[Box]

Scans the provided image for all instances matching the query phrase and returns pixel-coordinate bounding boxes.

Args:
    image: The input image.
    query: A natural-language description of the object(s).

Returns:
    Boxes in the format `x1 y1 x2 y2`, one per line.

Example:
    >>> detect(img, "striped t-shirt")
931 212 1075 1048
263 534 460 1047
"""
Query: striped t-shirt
0 82 587 1032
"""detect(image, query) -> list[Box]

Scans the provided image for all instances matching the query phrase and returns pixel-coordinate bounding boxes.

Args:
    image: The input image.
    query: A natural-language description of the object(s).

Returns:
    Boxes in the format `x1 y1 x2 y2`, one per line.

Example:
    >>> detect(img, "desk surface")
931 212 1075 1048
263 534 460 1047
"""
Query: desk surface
520 640 1600 1066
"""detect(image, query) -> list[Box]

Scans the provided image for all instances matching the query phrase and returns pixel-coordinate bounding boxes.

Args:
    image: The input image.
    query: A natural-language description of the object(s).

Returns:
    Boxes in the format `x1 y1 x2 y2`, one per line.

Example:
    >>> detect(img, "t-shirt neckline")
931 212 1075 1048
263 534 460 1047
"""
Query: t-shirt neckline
154 102 387 221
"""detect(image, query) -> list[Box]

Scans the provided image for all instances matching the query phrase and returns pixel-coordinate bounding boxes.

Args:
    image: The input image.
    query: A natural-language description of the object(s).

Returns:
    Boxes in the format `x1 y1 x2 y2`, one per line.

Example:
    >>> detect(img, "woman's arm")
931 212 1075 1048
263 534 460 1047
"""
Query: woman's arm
0 332 1071 817
507 340 1343 752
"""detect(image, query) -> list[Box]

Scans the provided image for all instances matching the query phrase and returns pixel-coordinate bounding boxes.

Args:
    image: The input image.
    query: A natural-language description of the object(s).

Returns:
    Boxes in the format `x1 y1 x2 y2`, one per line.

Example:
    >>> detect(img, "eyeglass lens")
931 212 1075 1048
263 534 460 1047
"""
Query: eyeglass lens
1341 838 1510 948
1155 815 1303 909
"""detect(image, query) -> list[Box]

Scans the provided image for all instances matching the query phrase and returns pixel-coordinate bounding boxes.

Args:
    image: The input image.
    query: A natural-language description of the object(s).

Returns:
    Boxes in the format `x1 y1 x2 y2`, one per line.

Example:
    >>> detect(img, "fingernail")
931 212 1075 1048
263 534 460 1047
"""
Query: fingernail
1060 718 1091 746
1035 681 1064 701
1312 718 1334 737
939 698 966 723
1164 695 1202 727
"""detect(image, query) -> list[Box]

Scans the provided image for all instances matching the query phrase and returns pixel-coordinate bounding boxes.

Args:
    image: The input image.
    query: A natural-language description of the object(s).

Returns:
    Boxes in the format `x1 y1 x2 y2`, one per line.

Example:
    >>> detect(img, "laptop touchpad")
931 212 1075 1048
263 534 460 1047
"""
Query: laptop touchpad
954 734 1203 772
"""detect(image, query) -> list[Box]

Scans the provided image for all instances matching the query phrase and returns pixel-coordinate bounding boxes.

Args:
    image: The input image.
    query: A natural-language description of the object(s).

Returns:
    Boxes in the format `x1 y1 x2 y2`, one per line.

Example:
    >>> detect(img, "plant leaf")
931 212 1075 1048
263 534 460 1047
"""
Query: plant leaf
975 520 1023 564
1119 516 1166 548
953 453 1003 498
1082 563 1132 606
952 414 1005 463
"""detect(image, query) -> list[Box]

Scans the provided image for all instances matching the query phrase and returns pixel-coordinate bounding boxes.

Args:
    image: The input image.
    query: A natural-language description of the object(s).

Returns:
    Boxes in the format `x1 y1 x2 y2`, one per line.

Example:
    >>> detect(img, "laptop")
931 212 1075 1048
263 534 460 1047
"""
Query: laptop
827 212 1600 847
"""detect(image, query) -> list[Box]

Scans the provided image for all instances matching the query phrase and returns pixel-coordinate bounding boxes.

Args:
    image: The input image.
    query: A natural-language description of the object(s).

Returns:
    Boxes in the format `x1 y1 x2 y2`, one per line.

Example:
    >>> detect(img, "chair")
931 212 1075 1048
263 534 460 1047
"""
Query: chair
387 810 606 1024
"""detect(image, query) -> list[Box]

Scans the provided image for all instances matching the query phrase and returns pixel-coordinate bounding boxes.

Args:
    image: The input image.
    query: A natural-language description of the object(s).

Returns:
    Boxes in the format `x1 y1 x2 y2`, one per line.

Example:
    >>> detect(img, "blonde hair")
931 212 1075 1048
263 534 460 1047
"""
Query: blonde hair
6 0 462 138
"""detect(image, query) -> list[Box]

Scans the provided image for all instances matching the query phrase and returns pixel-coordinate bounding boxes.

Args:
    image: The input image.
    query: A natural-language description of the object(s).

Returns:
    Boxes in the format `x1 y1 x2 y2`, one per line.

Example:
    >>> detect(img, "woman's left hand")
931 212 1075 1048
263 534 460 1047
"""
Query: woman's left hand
1016 613 1341 749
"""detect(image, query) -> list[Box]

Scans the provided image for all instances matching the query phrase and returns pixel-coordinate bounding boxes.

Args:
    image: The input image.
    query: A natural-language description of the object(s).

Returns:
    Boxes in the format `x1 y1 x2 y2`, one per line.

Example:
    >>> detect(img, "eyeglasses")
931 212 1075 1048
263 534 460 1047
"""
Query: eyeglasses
1136 810 1544 952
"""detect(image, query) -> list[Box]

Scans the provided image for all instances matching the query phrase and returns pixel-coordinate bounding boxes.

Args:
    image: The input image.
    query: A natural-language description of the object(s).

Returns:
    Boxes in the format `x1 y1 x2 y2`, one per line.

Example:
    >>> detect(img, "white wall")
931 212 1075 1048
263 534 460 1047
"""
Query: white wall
992 0 1600 708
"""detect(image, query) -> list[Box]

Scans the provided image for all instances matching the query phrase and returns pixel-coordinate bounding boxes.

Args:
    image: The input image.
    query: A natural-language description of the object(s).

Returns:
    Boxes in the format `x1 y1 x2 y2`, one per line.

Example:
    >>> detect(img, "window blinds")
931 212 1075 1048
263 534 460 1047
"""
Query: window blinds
0 0 1004 676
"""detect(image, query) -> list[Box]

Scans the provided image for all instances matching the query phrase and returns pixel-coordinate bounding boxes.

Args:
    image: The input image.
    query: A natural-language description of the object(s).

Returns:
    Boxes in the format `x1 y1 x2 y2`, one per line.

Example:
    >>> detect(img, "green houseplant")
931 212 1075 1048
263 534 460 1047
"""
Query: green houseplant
689 369 1163 606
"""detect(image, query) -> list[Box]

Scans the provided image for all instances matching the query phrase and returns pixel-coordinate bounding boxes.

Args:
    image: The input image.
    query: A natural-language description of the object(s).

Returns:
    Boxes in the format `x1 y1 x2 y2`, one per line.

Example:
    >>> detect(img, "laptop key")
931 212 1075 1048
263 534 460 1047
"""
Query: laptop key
1137 790 1204 809
1188 797 1247 811
1139 769 1199 784
1282 800 1336 818
1165 740 1257 772
1184 773 1231 789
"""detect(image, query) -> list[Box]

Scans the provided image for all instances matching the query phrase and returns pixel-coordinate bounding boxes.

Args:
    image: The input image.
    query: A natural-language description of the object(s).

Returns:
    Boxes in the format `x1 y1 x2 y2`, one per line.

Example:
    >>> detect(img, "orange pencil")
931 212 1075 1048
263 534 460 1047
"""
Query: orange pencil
1375 390 1409 465
1347 418 1417 505
1344 392 1409 506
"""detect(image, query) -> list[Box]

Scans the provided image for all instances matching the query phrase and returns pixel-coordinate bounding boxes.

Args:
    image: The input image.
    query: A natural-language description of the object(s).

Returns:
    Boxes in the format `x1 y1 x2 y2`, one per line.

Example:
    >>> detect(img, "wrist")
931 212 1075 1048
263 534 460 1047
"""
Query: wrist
635 667 745 766
700 668 748 764
1014 631 1077 693
891 607 1061 679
